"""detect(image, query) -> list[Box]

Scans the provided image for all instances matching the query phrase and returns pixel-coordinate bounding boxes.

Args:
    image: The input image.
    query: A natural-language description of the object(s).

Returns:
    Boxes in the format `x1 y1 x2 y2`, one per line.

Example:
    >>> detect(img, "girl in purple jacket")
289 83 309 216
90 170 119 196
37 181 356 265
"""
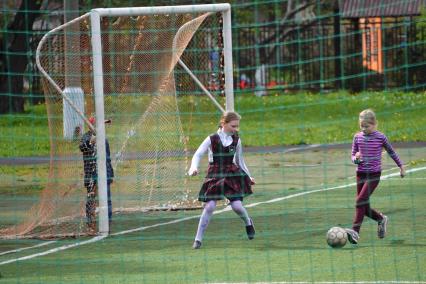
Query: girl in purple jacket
346 109 406 244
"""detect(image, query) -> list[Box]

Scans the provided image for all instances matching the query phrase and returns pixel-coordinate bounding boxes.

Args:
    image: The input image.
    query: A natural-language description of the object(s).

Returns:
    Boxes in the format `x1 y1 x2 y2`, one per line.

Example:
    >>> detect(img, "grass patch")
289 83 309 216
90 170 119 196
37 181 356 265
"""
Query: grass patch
0 152 424 283
0 91 424 282
0 91 425 157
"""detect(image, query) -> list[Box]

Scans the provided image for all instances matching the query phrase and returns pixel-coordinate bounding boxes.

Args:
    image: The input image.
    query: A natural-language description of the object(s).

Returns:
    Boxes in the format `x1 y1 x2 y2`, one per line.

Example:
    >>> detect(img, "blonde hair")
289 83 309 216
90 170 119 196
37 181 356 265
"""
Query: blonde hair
359 109 377 125
219 111 241 127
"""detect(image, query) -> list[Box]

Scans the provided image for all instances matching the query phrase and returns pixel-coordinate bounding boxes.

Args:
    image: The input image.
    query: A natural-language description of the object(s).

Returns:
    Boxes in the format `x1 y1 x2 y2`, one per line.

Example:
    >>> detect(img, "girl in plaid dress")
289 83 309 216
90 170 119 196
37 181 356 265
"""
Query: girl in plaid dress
188 111 255 249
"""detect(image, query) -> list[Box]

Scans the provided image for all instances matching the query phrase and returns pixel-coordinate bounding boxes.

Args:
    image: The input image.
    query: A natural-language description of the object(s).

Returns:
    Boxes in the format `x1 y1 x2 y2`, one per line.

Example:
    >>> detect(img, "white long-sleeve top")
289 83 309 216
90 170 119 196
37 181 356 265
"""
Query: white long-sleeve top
188 128 252 177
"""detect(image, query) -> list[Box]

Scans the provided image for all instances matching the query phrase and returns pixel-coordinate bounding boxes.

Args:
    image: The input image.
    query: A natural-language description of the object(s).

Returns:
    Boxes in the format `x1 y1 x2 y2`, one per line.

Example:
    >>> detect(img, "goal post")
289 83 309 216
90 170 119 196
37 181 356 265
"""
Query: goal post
90 4 234 234
89 4 235 234
1 3 235 239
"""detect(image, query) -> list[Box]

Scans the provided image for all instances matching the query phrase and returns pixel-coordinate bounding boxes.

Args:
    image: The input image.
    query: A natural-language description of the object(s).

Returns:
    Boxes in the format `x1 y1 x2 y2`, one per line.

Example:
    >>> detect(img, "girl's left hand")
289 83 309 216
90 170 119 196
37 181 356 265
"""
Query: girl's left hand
250 177 256 185
400 166 406 178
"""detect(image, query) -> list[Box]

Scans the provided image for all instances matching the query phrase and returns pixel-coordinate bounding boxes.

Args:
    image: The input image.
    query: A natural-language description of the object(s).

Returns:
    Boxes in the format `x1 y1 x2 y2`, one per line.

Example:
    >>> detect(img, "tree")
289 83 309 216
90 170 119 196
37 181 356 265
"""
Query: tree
257 0 327 65
233 0 327 93
0 0 43 114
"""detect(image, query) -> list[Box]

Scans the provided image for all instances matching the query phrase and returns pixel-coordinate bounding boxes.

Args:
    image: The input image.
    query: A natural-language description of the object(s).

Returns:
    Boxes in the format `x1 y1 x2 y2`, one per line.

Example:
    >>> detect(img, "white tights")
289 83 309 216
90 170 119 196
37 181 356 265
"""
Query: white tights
194 200 252 242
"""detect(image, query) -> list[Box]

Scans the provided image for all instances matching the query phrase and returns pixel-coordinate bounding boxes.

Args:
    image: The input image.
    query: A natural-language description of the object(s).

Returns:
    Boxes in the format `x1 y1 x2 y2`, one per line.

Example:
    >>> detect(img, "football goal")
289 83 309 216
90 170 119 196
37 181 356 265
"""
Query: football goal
0 4 234 238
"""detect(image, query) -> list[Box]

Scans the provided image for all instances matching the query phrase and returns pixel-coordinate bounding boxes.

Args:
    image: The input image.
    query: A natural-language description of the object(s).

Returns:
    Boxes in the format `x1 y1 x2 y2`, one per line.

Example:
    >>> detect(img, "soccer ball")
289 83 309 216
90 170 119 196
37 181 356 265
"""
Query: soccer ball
326 227 347 248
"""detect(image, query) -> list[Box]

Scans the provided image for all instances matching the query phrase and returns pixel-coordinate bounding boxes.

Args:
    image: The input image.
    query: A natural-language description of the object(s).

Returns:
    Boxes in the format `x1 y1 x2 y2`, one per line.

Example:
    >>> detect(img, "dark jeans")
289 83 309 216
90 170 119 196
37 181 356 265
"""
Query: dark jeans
352 172 383 233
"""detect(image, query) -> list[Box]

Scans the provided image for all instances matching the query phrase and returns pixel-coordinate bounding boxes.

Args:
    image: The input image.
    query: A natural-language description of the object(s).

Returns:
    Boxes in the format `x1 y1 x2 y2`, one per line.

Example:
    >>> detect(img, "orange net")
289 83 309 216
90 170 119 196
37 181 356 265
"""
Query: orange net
1 11 224 239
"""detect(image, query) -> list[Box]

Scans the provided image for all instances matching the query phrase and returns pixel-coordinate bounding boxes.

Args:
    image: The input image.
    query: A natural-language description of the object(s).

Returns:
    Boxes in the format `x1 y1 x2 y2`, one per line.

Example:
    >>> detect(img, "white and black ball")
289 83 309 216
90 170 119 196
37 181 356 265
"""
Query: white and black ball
326 227 348 248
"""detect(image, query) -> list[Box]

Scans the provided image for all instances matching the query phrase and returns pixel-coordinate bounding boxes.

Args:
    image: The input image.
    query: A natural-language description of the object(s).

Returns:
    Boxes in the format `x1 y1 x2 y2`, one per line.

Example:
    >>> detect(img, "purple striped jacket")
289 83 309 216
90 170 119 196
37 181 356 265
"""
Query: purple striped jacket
351 130 403 173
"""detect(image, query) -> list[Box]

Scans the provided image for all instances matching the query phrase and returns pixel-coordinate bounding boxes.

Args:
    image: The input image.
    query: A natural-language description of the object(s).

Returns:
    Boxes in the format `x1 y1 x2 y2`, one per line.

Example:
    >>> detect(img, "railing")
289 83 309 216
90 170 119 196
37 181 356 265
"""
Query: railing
234 18 426 93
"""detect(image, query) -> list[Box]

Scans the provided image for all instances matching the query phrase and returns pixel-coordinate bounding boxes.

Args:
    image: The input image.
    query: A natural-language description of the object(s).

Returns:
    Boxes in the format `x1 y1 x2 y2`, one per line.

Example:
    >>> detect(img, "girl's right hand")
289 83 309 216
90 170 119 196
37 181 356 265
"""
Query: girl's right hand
250 177 256 185
188 168 198 176
355 152 361 159
354 152 363 164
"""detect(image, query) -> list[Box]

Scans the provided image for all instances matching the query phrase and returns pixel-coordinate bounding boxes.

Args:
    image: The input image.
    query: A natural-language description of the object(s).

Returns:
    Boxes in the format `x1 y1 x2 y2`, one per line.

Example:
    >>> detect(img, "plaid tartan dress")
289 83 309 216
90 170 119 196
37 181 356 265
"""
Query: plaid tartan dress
198 133 253 202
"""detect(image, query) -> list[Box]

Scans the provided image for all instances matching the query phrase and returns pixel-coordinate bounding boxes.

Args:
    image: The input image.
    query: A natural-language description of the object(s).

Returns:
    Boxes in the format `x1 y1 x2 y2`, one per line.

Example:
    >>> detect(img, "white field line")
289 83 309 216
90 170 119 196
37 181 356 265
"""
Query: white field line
0 236 105 266
0 241 57 256
1 166 425 266
245 166 425 208
208 281 426 284
0 144 321 256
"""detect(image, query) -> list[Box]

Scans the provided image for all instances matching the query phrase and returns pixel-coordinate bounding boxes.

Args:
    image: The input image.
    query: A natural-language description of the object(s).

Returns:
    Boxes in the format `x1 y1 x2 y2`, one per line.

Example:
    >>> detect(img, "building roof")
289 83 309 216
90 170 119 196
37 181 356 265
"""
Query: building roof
340 0 426 18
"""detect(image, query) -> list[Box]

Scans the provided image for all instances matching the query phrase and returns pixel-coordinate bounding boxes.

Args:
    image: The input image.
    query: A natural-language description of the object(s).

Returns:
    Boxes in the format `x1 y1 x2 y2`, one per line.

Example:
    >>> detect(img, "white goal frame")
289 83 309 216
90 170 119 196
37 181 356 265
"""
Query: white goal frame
37 4 235 236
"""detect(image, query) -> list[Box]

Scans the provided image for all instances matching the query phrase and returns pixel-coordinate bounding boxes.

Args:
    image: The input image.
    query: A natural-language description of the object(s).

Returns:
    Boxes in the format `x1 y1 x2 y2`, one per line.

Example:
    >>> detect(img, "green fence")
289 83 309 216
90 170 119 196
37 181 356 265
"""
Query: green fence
0 1 425 283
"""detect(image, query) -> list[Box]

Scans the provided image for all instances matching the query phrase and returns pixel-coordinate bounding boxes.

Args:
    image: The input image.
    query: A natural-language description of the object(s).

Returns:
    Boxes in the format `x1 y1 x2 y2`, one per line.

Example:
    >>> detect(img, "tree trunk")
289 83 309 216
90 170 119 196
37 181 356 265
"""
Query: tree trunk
0 0 42 114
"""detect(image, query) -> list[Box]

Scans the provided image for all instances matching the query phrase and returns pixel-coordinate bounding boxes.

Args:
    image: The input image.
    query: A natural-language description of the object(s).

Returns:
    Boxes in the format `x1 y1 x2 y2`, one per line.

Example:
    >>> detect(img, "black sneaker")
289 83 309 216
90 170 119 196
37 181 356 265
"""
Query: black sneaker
345 228 359 244
246 219 255 240
192 240 202 249
378 215 388 239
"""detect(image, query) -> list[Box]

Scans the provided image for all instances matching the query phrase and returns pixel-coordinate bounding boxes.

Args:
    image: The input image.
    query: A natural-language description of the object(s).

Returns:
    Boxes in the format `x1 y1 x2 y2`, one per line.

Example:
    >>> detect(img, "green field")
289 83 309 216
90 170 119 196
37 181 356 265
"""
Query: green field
0 145 425 283
0 91 425 283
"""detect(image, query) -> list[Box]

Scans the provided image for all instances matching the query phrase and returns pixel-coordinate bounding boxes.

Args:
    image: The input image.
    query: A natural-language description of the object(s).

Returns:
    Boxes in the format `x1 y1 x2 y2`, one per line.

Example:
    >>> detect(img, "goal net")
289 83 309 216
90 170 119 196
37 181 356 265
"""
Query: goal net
1 4 233 238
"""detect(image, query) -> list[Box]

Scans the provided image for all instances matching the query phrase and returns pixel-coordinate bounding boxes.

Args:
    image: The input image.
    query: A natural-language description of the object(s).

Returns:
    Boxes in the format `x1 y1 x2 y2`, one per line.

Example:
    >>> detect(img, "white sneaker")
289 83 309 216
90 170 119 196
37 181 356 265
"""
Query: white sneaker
378 215 388 239
192 240 202 249
345 228 360 244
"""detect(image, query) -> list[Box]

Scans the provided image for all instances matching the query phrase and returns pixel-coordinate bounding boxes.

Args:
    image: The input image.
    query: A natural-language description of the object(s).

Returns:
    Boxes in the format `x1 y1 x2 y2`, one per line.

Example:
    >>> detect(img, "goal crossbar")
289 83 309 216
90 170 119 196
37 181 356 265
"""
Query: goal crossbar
92 4 231 17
